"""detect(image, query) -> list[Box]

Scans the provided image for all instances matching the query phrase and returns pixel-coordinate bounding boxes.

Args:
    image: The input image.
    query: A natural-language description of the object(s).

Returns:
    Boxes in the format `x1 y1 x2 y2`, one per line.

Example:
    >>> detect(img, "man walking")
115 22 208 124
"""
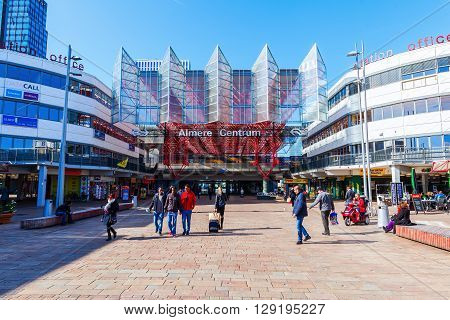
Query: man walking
292 185 311 245
149 187 166 235
309 187 335 236
345 186 355 205
180 184 196 236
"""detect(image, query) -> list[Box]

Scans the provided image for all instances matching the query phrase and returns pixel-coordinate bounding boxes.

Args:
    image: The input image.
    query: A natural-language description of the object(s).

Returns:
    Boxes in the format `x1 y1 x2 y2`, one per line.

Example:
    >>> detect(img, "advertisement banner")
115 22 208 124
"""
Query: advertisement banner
121 186 130 201
2 115 38 128
4 79 40 102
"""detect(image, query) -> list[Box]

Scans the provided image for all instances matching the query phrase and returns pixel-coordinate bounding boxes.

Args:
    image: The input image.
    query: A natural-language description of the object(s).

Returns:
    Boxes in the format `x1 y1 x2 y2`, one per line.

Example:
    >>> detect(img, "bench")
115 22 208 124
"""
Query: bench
20 203 133 230
395 224 450 251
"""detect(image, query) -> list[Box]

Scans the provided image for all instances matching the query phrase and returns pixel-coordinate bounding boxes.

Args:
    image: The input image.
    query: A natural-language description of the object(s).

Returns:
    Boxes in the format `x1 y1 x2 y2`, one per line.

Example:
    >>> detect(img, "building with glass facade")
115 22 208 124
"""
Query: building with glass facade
295 41 450 199
1 0 48 58
113 44 327 128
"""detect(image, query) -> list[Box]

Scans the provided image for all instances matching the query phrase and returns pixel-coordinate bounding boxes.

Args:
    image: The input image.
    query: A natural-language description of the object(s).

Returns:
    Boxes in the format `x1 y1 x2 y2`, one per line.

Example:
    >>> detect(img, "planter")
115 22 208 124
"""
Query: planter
0 212 14 224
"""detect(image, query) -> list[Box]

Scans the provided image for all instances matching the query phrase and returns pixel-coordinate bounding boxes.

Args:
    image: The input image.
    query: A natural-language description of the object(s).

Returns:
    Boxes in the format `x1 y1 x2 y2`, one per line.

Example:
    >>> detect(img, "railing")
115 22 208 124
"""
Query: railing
299 147 450 172
0 149 156 174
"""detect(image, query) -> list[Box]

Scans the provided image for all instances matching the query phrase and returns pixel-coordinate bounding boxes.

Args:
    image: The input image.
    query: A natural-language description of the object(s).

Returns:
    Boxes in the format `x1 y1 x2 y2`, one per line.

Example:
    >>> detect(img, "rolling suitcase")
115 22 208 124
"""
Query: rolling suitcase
208 212 220 233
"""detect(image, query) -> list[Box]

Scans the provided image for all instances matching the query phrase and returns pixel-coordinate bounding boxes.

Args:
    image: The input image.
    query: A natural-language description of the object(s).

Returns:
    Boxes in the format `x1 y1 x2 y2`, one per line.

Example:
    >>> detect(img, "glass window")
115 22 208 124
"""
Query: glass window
24 138 33 149
375 141 384 151
15 102 27 116
427 97 439 113
392 104 403 117
406 137 416 149
439 66 450 73
38 106 49 120
27 104 38 118
403 102 415 116
0 137 13 149
430 135 442 149
424 69 435 76
444 135 450 147
49 108 59 121
417 136 429 149
415 100 427 114
29 69 41 83
402 74 412 80
373 108 383 121
412 71 424 78
3 100 15 115
441 96 450 111
382 106 392 119
0 63 6 77
13 138 24 149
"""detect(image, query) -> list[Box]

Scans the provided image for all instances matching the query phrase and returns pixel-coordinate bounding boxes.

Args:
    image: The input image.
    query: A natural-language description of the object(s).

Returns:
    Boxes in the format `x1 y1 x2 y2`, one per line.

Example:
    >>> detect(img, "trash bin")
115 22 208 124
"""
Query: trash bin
43 199 53 217
377 196 389 227
132 195 138 208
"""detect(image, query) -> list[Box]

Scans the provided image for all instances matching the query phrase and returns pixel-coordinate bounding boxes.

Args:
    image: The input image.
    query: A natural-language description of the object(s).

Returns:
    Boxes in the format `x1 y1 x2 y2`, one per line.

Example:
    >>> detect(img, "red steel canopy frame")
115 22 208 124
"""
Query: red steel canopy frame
160 121 286 179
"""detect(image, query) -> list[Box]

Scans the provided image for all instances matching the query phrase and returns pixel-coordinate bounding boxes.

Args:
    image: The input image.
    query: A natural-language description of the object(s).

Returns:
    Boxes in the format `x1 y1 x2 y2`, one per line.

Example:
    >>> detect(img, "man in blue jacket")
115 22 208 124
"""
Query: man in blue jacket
292 185 311 245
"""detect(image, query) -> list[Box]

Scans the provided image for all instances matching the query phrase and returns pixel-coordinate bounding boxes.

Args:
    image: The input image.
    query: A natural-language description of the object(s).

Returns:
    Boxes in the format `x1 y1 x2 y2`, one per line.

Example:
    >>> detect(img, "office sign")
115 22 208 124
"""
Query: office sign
2 115 38 128
4 79 40 102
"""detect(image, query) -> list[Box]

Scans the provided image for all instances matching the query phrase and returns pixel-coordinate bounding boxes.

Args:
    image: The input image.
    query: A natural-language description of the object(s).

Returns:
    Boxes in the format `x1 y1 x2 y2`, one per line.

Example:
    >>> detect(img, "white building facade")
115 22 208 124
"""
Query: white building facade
0 49 154 206
297 42 450 199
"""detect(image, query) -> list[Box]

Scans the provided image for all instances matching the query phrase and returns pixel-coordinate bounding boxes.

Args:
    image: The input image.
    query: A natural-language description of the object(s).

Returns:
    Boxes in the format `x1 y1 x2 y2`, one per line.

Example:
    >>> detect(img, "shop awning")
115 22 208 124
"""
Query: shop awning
430 160 450 173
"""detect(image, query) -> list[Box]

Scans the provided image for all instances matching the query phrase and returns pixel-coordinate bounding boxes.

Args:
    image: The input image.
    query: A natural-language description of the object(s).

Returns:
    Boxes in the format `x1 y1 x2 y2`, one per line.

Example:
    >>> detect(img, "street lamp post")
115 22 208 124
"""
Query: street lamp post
361 41 373 207
55 45 82 209
347 45 368 199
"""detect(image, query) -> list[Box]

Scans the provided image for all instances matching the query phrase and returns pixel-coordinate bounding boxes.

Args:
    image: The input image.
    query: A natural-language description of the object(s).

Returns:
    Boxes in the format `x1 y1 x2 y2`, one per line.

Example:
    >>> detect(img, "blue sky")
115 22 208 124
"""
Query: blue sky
46 0 450 85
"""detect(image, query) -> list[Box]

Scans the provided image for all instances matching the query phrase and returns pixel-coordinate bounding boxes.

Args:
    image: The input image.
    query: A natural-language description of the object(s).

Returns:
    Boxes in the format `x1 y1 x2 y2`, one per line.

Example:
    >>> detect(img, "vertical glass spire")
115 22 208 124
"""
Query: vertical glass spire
299 43 328 123
252 44 280 123
159 47 185 123
112 47 139 124
205 45 232 123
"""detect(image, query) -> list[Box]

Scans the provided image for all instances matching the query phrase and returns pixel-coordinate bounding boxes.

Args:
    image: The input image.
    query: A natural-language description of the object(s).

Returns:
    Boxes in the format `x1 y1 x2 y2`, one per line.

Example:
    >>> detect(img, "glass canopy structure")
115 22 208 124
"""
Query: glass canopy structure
112 44 327 127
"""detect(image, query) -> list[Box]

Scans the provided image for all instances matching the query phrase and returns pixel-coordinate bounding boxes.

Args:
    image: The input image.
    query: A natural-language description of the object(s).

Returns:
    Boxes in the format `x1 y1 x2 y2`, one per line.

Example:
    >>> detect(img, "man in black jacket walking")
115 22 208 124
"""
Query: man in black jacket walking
150 187 166 235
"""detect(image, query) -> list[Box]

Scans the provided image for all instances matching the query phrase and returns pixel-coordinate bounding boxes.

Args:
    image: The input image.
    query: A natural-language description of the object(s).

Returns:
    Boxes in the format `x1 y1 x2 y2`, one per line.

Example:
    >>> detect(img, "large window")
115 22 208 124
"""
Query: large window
430 135 442 149
415 100 426 114
404 102 414 116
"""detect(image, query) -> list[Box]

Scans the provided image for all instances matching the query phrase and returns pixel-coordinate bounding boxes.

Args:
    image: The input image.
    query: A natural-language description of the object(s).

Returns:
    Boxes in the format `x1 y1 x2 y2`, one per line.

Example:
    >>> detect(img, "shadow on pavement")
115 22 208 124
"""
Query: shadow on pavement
0 208 152 297
304 239 378 245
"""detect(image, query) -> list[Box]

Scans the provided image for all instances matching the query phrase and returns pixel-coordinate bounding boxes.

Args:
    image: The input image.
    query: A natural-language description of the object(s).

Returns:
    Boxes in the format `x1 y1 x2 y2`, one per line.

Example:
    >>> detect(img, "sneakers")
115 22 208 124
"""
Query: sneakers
322 232 330 236
304 235 311 242
159 231 162 236
182 231 186 236
113 231 117 239
106 237 112 241
296 240 303 245
383 226 389 233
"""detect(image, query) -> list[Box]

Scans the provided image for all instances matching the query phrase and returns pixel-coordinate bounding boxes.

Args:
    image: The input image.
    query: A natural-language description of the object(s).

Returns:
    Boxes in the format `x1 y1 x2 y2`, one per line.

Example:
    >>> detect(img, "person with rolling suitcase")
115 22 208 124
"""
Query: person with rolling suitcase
215 186 227 230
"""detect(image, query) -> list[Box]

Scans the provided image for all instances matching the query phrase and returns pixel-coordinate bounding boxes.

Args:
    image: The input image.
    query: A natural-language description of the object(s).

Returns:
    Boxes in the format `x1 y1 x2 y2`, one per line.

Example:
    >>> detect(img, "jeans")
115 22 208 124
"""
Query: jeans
153 211 164 233
106 221 116 239
167 212 177 235
296 216 309 241
181 210 192 234
321 210 331 235
217 206 225 229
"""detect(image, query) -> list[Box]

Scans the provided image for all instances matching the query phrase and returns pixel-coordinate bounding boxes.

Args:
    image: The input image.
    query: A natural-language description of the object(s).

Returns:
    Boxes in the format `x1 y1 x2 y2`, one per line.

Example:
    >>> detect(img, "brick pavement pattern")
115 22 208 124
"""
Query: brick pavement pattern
1 197 449 300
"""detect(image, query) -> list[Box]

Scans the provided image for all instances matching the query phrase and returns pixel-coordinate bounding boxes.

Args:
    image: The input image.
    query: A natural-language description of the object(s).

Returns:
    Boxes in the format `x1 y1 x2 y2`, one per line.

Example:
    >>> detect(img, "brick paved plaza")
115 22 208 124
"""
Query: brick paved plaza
0 198 449 300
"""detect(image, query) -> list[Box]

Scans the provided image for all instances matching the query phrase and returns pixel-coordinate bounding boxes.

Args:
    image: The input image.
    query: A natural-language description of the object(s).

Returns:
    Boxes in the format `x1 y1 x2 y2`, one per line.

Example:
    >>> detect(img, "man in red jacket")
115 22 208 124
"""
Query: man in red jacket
180 184 196 236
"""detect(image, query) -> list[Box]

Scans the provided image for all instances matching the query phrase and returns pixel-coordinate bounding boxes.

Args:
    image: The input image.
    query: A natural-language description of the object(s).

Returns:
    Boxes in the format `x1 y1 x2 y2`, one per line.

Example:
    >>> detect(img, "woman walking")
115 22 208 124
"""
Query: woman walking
215 186 227 229
165 186 180 237
103 194 119 241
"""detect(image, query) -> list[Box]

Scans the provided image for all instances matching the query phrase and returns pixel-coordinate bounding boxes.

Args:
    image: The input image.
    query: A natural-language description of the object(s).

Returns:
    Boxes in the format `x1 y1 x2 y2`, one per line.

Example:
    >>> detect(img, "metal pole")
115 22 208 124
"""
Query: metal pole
355 43 368 198
55 45 72 208
361 41 372 206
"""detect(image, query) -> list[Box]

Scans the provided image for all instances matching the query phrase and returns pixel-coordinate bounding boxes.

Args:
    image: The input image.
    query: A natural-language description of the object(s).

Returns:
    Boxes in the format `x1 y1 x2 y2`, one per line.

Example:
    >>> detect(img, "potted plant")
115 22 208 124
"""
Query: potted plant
0 200 17 224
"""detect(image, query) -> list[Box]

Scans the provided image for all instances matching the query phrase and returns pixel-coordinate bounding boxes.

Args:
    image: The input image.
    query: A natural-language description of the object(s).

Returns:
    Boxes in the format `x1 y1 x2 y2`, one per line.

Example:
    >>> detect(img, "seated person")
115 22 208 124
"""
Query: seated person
55 201 73 225
383 201 415 233
353 193 366 219
434 190 446 200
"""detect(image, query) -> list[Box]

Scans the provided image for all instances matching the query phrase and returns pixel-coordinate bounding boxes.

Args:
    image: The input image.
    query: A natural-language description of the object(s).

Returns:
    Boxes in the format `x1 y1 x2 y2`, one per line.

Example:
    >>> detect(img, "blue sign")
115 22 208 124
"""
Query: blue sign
2 115 38 128
94 129 105 140
5 88 22 99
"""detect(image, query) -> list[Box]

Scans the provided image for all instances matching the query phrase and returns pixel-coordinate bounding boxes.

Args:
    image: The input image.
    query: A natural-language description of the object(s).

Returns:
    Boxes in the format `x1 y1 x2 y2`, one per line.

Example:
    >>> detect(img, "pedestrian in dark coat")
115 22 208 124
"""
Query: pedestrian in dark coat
292 186 311 245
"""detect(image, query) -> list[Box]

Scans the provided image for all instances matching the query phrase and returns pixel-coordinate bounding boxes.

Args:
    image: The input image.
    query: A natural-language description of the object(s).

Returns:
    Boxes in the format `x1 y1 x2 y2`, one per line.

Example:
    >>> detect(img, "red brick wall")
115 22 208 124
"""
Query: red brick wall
396 225 450 251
